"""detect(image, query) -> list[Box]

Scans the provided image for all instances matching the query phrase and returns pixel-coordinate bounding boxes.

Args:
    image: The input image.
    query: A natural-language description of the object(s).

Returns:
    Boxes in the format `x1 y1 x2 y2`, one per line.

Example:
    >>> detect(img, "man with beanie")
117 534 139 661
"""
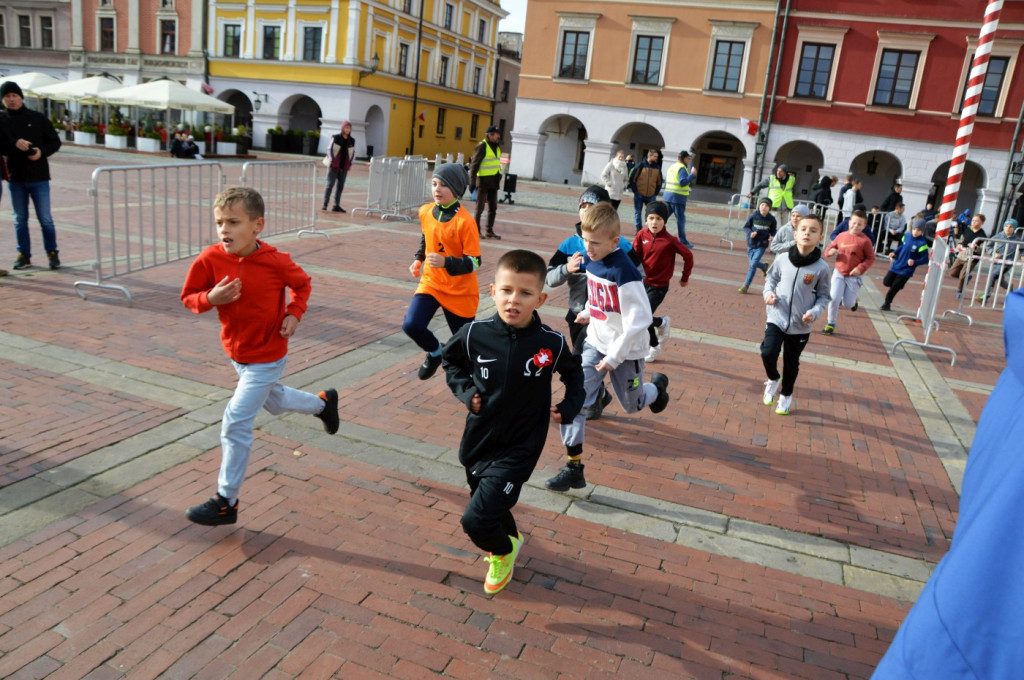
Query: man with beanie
322 121 355 213
662 150 697 247
469 125 503 239
0 80 62 270
402 162 481 379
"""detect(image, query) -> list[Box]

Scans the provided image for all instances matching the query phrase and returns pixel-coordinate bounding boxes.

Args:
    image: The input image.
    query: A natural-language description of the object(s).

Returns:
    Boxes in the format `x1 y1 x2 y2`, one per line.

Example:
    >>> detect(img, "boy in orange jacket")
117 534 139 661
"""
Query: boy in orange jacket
180 187 339 526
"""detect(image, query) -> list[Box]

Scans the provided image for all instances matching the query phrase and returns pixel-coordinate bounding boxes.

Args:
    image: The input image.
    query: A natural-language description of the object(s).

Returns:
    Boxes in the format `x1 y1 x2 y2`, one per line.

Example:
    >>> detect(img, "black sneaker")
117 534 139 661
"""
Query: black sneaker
13 254 30 270
47 251 61 270
545 463 586 491
485 231 501 240
418 352 442 380
321 204 328 211
316 388 339 434
850 300 859 312
649 373 670 413
880 303 891 311
185 495 238 526
584 383 614 420
332 205 345 213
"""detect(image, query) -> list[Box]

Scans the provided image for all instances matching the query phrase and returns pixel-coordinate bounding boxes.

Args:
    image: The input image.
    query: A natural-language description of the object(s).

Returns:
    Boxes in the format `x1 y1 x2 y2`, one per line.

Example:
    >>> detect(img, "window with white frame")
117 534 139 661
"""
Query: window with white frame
99 16 115 51
704 21 756 95
223 24 241 58
954 37 1023 118
439 55 449 85
789 25 847 102
555 12 599 81
398 43 409 76
262 24 282 60
160 20 176 55
40 16 53 49
302 26 322 61
443 4 453 30
437 108 446 134
473 66 482 94
18 15 30 47
867 31 934 111
0 15 6 47
628 16 673 87
403 0 412 13
478 19 487 43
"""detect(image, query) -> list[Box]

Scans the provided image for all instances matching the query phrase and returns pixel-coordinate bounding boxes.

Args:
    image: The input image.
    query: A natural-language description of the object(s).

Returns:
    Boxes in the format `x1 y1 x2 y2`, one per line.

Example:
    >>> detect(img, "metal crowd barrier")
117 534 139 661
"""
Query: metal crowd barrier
74 160 325 306
955 238 1023 313
239 159 324 239
74 161 227 305
355 155 430 222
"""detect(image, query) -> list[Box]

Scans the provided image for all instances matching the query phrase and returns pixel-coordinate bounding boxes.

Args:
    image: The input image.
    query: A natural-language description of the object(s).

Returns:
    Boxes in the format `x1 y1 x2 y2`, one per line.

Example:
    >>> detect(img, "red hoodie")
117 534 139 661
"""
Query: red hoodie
181 241 311 363
632 227 694 287
826 230 876 276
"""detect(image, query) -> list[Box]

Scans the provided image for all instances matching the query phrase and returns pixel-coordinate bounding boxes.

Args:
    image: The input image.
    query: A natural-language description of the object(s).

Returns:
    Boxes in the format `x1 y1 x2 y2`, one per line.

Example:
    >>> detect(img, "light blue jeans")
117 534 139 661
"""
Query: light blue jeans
744 246 768 287
668 198 690 245
9 180 58 258
219 357 325 500
560 342 658 448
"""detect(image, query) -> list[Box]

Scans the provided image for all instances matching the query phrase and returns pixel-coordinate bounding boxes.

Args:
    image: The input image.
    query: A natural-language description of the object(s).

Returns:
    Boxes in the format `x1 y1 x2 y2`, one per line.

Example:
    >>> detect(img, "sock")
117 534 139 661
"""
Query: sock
316 391 328 414
429 346 442 358
567 456 582 468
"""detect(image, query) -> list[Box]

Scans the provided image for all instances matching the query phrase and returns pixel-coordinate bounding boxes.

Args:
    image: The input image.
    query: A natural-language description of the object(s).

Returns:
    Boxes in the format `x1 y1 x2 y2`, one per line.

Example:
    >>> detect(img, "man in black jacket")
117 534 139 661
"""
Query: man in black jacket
469 125 503 239
0 81 62 270
442 249 584 595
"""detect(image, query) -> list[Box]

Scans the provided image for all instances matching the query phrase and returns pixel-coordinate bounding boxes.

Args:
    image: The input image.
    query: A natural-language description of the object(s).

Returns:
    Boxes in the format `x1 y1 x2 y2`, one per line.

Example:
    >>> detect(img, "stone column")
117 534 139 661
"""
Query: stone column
508 130 547 181
581 140 615 188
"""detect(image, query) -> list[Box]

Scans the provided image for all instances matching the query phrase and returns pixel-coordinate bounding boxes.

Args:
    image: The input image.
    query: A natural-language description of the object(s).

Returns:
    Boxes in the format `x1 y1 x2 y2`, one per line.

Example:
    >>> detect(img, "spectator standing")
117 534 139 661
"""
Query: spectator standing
600 150 629 210
322 121 355 213
0 81 62 271
662 150 698 247
469 125 503 240
879 181 903 213
628 149 663 232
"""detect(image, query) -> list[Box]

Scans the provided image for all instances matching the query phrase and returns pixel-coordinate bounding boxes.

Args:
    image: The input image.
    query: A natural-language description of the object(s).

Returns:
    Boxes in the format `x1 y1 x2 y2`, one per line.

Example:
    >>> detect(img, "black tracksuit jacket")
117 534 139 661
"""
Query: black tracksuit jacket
442 312 584 482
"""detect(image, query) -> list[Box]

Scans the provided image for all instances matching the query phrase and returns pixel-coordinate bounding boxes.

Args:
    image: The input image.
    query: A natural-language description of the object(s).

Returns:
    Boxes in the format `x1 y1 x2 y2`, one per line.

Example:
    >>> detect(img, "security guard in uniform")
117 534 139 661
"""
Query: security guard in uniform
469 125 503 239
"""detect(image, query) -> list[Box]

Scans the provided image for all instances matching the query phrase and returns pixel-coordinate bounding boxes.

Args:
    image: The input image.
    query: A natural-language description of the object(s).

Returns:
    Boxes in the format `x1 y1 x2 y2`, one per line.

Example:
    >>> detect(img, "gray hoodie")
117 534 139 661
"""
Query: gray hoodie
764 248 831 334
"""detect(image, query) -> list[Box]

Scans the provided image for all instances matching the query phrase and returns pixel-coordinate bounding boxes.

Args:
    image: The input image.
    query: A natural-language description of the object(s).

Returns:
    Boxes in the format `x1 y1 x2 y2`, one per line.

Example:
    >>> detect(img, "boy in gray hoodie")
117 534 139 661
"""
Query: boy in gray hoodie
761 213 831 415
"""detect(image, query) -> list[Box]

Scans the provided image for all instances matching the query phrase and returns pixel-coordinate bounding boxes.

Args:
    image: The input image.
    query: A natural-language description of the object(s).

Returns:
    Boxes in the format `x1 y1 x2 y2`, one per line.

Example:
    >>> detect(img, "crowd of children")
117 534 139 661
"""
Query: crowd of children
183 165 976 597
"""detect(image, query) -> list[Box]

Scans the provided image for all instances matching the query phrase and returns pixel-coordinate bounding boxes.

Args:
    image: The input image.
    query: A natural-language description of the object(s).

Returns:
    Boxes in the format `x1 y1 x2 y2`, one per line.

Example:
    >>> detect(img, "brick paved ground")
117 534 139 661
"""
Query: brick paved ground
0 146 1005 679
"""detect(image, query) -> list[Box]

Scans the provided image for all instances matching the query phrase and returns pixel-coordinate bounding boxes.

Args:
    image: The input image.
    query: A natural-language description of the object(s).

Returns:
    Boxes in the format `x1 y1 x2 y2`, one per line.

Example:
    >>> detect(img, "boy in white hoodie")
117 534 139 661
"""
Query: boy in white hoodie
547 203 671 492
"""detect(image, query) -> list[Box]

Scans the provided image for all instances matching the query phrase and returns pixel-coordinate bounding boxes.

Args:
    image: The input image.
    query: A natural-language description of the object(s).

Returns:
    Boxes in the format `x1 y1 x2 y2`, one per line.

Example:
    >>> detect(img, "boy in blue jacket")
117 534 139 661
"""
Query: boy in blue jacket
739 197 777 293
880 218 930 311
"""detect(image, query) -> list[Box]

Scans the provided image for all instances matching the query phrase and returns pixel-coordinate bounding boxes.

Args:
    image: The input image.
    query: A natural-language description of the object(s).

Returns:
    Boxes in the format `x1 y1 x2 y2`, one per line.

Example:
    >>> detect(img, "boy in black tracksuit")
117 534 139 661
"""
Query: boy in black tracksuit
442 249 584 595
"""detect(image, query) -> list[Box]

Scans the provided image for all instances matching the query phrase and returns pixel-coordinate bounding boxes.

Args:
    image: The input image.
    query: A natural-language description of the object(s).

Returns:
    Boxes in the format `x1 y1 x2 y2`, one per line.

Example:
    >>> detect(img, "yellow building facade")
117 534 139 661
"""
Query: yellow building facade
208 0 506 157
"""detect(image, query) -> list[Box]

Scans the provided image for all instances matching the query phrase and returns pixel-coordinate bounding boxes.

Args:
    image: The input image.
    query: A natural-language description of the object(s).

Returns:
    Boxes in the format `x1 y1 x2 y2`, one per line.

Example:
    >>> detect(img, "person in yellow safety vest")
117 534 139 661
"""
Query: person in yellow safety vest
662 150 698 247
469 125 503 239
750 164 795 224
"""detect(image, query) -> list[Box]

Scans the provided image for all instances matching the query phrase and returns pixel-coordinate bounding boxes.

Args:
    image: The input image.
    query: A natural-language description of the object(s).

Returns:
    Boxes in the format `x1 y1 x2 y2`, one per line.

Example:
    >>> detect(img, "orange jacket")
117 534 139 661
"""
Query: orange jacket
181 241 311 363
416 203 481 318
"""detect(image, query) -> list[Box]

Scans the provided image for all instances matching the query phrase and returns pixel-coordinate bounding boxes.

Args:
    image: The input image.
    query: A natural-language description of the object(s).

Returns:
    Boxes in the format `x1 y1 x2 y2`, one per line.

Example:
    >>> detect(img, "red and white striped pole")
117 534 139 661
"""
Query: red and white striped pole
934 0 1003 244
914 0 1002 340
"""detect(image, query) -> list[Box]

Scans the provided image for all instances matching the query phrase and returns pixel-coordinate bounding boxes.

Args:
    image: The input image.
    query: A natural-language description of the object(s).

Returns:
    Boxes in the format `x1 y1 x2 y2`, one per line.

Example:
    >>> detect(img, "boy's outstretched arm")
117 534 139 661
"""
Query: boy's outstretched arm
552 345 584 424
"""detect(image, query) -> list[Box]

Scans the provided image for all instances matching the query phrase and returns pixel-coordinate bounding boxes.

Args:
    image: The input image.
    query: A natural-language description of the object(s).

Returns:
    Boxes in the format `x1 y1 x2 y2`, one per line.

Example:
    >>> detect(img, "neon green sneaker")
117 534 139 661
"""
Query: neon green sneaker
483 532 523 595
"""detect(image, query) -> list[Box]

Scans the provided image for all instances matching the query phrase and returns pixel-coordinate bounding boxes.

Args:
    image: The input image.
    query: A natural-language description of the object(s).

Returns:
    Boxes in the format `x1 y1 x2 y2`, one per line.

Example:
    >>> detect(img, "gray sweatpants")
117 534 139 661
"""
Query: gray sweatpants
560 342 658 448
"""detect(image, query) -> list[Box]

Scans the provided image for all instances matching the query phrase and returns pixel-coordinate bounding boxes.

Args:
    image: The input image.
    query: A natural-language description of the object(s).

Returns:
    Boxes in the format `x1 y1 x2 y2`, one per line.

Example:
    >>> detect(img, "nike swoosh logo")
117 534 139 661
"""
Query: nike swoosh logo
477 356 497 363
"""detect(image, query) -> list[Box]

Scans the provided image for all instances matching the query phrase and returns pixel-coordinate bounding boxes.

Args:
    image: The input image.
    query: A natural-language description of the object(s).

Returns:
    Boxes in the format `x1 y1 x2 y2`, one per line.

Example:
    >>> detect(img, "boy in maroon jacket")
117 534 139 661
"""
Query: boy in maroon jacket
632 201 694 361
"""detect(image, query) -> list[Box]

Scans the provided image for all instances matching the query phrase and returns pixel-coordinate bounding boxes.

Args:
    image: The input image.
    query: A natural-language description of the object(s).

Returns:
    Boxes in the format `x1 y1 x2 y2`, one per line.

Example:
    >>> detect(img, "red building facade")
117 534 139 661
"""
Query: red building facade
760 1 1024 223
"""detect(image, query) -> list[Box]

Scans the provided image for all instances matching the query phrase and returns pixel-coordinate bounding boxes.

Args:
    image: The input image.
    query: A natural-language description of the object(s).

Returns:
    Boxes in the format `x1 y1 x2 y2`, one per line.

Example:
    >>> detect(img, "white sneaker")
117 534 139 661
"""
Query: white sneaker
656 316 671 341
644 344 662 362
775 393 793 415
762 379 780 405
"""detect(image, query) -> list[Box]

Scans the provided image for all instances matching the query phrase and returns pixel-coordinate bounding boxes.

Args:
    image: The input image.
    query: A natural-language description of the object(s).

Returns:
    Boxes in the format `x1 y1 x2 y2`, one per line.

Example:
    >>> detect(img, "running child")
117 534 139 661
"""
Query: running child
402 163 481 379
442 249 584 595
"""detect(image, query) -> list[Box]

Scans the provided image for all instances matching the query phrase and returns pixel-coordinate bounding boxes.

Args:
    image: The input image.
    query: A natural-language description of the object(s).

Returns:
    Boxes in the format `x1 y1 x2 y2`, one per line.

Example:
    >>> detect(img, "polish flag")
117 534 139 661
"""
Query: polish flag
418 110 426 121
740 117 759 136
201 81 214 95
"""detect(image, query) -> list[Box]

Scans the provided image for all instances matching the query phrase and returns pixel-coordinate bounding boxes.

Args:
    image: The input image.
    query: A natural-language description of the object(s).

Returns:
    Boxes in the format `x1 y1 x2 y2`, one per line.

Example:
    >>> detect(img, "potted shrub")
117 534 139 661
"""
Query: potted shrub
105 123 129 150
303 130 321 156
75 124 99 146
286 129 303 154
137 130 162 153
267 126 288 152
217 132 238 156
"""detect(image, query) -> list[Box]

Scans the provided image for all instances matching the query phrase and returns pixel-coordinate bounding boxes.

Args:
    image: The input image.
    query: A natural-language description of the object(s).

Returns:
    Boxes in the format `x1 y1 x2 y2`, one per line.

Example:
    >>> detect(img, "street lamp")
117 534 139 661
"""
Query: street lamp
251 92 268 111
1010 159 1024 188
358 53 380 83
866 152 879 176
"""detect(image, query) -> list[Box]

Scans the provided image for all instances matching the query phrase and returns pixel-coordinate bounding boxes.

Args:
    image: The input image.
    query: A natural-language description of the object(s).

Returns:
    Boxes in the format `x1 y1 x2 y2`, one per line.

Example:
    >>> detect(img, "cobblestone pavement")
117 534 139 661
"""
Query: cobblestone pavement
0 146 1004 679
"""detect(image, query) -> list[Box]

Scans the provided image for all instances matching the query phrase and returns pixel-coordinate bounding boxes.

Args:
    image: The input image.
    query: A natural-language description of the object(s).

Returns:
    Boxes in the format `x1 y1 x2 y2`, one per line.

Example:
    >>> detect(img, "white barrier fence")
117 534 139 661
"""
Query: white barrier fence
352 155 431 222
74 160 324 306
942 237 1023 321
